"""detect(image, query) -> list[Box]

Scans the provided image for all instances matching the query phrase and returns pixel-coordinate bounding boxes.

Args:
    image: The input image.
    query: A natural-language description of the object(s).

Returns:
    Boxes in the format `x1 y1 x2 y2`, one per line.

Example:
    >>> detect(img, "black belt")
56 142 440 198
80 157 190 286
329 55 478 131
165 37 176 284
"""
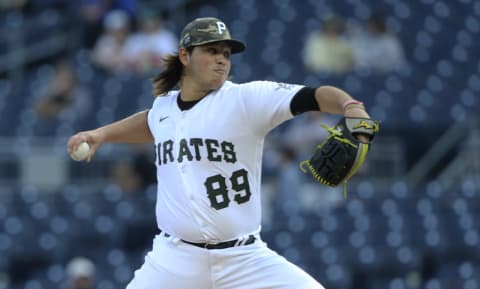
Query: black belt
160 230 256 249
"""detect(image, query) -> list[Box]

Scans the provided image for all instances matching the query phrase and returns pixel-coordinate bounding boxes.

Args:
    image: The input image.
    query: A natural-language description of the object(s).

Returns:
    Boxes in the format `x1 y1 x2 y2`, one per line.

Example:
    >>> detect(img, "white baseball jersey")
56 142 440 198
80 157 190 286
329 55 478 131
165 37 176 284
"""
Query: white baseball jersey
147 80 303 243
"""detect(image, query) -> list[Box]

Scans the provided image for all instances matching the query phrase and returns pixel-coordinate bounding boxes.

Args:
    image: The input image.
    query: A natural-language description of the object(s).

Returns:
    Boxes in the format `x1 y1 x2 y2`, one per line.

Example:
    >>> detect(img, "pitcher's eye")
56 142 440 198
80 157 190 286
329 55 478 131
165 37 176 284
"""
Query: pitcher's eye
223 51 231 59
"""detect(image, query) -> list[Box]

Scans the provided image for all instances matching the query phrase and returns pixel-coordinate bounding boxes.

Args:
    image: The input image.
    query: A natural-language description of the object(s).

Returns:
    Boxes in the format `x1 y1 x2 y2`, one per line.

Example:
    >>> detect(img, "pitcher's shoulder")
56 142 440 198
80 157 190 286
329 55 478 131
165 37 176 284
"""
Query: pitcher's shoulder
221 80 269 91
153 90 179 103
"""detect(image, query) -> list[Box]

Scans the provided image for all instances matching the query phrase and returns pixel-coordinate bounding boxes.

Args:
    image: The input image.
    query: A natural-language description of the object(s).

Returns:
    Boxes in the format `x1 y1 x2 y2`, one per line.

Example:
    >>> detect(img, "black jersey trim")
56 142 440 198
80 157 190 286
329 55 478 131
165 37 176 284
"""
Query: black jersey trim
177 93 201 111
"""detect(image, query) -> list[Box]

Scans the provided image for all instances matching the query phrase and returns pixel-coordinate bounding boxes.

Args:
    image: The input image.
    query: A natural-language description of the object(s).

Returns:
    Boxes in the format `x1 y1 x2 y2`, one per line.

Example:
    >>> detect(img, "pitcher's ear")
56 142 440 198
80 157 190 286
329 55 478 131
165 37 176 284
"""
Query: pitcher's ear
178 47 190 66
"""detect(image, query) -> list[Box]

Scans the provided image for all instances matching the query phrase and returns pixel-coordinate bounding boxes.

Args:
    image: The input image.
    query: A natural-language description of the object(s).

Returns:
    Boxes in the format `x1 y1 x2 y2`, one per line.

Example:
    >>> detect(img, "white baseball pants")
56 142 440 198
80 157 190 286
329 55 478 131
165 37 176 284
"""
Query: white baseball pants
125 232 325 289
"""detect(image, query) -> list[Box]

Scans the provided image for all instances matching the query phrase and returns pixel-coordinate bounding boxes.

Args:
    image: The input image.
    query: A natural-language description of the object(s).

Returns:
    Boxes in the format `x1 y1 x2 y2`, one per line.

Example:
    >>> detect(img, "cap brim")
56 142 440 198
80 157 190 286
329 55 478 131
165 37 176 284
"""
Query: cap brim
224 39 246 54
188 39 246 54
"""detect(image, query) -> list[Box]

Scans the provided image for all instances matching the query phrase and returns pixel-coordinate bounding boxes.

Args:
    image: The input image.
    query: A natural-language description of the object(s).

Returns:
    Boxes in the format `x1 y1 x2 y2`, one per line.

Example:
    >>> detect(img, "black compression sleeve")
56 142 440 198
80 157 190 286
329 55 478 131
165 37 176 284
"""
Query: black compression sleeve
290 87 319 115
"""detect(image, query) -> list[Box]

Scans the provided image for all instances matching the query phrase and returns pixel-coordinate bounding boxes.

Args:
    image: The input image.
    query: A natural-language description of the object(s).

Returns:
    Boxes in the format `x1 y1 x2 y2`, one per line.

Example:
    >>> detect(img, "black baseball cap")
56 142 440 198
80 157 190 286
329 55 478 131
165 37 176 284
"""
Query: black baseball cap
179 17 246 54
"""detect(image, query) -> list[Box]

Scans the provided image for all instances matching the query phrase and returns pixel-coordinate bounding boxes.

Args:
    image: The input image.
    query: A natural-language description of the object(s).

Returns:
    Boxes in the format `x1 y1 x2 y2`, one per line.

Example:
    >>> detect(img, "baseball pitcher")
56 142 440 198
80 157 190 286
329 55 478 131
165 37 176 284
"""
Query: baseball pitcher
67 17 378 289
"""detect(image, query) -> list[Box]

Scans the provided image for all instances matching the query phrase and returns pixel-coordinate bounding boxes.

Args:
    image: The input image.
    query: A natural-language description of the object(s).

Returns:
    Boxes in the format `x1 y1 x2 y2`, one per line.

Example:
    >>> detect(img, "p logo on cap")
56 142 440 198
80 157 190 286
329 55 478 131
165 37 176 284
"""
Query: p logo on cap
216 21 226 34
179 17 246 54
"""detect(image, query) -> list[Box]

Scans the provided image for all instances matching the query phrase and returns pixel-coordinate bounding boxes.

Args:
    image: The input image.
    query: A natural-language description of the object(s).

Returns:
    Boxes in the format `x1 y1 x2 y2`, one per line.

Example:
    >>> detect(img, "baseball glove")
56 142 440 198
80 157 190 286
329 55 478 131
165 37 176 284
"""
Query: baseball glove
300 117 379 198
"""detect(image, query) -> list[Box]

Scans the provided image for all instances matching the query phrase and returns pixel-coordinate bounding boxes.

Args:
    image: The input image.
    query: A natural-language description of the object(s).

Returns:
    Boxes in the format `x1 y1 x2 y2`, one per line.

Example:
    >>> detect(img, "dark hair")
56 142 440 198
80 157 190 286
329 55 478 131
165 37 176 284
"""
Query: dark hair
152 47 193 96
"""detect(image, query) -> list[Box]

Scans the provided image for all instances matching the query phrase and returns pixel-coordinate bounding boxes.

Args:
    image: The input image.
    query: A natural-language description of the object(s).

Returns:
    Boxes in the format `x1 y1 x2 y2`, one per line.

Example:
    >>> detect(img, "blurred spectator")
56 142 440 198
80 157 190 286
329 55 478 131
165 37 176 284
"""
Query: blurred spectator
0 272 9 289
109 160 142 194
282 113 338 160
303 16 354 74
0 0 27 11
131 144 157 190
91 9 131 73
34 59 92 123
64 257 95 289
350 15 406 72
109 145 156 194
123 10 177 74
81 0 137 49
273 145 303 215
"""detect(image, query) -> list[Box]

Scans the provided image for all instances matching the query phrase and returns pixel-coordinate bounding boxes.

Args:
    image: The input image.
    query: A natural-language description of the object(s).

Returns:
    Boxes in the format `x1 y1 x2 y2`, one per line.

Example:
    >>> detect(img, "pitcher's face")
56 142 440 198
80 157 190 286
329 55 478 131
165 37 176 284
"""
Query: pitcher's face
182 42 232 91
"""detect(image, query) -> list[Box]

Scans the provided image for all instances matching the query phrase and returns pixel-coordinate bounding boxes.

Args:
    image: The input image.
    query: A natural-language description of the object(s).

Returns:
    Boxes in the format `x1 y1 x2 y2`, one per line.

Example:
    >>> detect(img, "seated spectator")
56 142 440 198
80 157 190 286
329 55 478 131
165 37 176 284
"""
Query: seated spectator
123 10 177 74
109 160 142 194
34 59 91 122
303 16 354 74
282 113 338 160
0 0 26 12
109 144 156 194
273 145 303 215
91 9 131 73
64 256 95 289
350 15 406 72
80 0 137 49
130 144 157 190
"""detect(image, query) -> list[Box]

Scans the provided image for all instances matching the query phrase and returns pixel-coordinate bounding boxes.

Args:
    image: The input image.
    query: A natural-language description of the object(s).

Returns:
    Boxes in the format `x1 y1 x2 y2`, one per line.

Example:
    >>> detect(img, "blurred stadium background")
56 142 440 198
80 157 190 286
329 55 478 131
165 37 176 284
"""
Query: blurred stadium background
0 0 479 288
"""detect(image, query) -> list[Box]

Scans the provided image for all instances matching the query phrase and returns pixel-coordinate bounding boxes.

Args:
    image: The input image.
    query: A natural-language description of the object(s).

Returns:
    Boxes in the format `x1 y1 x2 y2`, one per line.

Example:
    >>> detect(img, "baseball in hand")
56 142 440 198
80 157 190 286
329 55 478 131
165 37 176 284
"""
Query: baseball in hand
70 142 90 161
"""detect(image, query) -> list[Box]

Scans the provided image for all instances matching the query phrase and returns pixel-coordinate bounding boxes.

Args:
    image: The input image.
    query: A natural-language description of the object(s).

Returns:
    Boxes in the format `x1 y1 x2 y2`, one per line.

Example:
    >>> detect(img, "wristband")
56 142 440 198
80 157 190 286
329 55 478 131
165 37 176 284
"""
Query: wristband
342 99 364 112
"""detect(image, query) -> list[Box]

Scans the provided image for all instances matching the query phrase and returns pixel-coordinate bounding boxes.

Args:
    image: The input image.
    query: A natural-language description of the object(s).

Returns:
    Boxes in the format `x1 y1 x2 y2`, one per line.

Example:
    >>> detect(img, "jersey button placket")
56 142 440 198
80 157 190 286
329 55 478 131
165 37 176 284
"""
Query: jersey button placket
176 114 193 201
177 114 186 176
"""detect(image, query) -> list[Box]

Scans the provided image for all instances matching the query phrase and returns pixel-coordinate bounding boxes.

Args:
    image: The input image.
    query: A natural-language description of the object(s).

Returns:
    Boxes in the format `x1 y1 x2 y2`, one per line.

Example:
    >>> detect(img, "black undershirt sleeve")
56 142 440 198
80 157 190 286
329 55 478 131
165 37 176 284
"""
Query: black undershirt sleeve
289 86 319 116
